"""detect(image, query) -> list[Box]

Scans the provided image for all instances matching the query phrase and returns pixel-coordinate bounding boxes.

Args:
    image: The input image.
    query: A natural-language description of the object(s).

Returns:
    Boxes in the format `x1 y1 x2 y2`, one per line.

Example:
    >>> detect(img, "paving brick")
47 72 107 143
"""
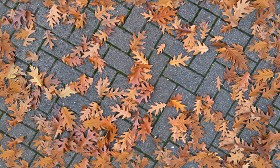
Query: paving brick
172 86 196 110
136 135 157 159
16 0 44 13
197 62 225 97
108 3 129 17
149 53 169 85
0 113 11 133
15 58 29 71
274 96 280 109
57 94 90 113
8 123 36 145
189 37 217 75
158 33 188 57
85 66 116 101
211 19 250 47
12 26 45 61
5 0 16 8
32 50 56 72
68 154 83 167
183 162 199 168
213 89 234 116
104 47 133 75
276 121 280 129
152 108 177 142
200 1 222 17
0 3 9 17
23 110 44 130
132 150 155 168
123 7 146 33
38 94 56 113
142 77 176 109
256 97 273 113
163 65 203 93
41 36 74 58
0 97 8 112
244 37 260 62
68 9 99 45
115 119 131 135
178 1 200 22
194 9 216 28
272 150 280 167
143 23 162 56
270 108 280 126
111 73 130 89
238 11 256 34
108 27 132 52
35 7 72 39
50 61 81 84
18 144 36 162
209 146 227 158
101 97 118 117
239 128 258 144
76 59 95 77
201 121 217 148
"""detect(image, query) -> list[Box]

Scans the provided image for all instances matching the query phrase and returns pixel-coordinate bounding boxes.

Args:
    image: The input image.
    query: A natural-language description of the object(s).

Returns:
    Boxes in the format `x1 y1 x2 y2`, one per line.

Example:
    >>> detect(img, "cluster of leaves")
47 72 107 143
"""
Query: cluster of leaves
0 0 280 167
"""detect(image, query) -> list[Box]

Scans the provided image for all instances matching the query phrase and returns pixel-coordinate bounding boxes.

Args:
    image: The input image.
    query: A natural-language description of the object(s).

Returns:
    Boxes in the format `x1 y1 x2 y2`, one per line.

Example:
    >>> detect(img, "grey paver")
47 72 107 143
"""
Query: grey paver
149 53 169 85
8 123 36 145
136 135 157 159
238 11 256 34
211 19 250 47
189 37 217 75
143 23 162 56
200 1 222 17
194 9 217 28
172 86 196 110
57 94 90 113
50 61 81 84
123 6 146 33
152 108 177 142
85 66 116 101
213 89 234 116
197 62 225 97
178 1 200 22
142 77 176 109
239 128 259 144
68 9 99 45
108 27 132 52
163 65 203 93
158 33 188 57
104 47 134 75
201 121 217 148
274 96 280 109
32 50 56 72
0 3 9 17
35 7 72 38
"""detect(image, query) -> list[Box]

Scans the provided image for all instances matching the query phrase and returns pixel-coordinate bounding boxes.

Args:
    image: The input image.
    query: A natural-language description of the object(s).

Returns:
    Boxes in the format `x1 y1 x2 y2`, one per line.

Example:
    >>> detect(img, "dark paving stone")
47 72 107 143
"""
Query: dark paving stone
0 113 10 133
108 27 132 52
178 1 200 22
32 50 56 72
201 121 217 148
149 53 169 85
238 11 256 34
57 94 90 113
50 61 81 84
274 96 280 109
104 47 133 75
8 123 36 145
41 36 74 59
163 65 203 93
158 33 188 57
213 89 234 116
143 23 162 56
111 73 130 89
68 9 99 45
239 128 258 144
142 77 176 109
194 9 216 28
136 135 157 159
123 6 146 33
152 108 177 142
197 62 225 97
18 144 36 162
200 1 222 17
172 86 196 110
0 3 9 17
189 37 217 75
35 7 72 39
210 19 251 47
12 26 45 61
85 66 116 101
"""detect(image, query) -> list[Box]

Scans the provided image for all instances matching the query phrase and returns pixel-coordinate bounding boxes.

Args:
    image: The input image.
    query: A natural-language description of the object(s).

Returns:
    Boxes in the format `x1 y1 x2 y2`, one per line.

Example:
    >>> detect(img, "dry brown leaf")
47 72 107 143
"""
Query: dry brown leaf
26 51 39 61
157 43 165 55
169 53 190 67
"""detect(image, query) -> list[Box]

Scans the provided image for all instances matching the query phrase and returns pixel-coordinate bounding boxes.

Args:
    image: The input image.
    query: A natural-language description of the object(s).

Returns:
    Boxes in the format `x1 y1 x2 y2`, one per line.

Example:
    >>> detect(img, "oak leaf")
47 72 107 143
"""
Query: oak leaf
28 66 43 87
26 51 39 61
57 85 77 98
169 53 190 67
46 4 62 28
15 25 35 46
148 102 166 115
156 43 165 55
95 77 110 97
59 107 76 131
43 30 57 49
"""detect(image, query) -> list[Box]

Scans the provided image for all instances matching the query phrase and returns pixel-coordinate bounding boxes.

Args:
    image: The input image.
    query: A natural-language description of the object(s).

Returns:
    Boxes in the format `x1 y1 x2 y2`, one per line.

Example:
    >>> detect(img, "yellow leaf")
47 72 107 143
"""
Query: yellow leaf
58 85 77 98
157 43 165 55
28 66 43 87
169 53 190 67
